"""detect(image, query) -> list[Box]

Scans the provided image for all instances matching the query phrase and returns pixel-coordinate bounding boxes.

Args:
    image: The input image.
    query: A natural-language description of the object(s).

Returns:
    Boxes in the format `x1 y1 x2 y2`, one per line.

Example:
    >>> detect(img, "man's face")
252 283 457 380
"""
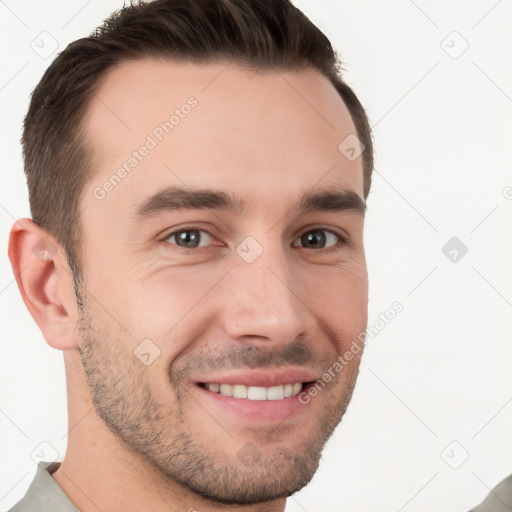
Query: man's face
76 59 368 504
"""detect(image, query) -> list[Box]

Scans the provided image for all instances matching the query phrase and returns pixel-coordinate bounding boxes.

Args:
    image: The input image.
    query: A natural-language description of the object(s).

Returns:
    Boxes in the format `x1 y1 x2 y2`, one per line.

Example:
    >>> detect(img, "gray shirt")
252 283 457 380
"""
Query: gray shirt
468 474 512 512
8 462 78 512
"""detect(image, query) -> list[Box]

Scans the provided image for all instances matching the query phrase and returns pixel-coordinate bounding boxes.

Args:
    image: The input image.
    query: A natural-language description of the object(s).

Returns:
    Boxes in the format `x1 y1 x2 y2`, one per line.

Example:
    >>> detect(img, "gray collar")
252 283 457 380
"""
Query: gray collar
9 462 79 512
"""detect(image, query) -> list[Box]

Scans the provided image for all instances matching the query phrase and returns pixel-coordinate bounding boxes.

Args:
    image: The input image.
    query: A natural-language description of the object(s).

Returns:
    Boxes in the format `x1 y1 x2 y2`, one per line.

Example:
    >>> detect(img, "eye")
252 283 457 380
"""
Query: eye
293 229 343 249
164 229 215 249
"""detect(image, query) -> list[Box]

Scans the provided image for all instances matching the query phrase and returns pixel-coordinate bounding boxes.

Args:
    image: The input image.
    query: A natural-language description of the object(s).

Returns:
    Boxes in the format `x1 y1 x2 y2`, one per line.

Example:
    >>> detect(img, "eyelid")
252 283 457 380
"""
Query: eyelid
292 225 350 247
161 226 221 248
294 226 351 252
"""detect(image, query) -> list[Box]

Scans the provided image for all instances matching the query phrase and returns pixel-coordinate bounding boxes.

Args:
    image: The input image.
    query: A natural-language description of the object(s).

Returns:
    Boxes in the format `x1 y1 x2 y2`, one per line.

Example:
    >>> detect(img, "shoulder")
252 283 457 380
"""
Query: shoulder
468 474 512 512
6 462 78 512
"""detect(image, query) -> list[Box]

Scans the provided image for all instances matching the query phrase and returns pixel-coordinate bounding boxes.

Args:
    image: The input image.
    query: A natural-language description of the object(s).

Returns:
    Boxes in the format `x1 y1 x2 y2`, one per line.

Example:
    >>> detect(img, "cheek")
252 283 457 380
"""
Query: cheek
91 262 211 324
106 267 228 359
302 264 368 348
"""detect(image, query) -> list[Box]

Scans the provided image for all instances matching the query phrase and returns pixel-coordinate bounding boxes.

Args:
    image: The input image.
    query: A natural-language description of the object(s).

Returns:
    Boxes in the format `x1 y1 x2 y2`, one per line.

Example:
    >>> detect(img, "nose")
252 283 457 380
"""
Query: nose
219 256 315 347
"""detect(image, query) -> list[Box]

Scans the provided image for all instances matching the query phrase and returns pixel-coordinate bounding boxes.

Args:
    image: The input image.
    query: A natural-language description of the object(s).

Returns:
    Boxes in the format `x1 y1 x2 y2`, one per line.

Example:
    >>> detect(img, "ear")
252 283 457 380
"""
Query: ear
8 218 79 351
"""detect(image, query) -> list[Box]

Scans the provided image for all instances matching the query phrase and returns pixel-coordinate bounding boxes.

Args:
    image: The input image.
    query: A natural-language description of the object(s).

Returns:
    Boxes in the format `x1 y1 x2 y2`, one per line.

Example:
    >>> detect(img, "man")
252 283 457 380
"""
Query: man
9 0 372 510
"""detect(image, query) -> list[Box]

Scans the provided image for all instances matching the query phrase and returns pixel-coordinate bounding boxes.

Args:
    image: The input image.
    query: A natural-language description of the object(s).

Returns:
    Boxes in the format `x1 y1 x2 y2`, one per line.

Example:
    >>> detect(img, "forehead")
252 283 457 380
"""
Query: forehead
81 58 363 220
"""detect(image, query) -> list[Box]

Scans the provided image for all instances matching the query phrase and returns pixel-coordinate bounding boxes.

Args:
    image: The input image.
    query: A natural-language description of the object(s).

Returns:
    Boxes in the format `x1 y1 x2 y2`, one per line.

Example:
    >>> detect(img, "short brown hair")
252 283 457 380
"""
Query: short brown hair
23 0 373 281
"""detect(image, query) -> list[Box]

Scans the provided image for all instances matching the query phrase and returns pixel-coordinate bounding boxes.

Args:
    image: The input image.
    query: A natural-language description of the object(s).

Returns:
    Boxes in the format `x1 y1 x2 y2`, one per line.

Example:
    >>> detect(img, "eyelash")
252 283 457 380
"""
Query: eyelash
162 226 349 250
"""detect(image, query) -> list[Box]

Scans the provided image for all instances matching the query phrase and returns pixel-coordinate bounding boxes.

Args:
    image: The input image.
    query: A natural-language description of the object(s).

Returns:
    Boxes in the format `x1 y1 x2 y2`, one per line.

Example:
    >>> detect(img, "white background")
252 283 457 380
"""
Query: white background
1 1 511 511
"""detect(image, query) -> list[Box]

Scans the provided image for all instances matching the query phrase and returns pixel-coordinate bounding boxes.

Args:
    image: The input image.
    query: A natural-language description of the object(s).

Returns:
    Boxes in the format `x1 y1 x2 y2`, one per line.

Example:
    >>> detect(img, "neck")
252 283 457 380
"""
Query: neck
52 351 286 512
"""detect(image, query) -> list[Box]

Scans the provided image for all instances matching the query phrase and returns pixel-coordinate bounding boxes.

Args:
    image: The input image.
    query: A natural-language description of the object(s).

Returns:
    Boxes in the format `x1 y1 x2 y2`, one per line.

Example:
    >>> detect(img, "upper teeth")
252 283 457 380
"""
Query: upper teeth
205 382 303 400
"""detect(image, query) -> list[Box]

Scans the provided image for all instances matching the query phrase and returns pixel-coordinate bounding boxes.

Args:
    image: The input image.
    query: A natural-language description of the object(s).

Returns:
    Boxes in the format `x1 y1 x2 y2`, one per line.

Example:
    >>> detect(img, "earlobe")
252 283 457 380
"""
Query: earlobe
8 218 78 351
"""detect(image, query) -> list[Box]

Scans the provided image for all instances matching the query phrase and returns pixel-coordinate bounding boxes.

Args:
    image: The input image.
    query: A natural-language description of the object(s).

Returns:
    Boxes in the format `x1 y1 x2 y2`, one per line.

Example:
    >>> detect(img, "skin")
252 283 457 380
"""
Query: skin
9 59 368 512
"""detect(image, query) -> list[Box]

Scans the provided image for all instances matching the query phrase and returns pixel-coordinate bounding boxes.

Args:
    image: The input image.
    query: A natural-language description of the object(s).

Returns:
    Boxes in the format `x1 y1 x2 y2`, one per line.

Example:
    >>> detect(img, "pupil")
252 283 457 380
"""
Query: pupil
302 230 325 248
178 230 200 248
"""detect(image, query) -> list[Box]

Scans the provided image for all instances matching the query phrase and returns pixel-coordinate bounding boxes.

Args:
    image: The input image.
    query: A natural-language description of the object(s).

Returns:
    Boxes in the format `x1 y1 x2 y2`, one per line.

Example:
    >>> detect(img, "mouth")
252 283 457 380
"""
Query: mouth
198 382 307 400
191 370 319 424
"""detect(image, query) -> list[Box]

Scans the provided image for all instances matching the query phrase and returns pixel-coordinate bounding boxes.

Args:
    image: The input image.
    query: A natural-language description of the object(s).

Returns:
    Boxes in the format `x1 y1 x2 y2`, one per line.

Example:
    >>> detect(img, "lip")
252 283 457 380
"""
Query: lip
194 368 319 388
190 368 319 424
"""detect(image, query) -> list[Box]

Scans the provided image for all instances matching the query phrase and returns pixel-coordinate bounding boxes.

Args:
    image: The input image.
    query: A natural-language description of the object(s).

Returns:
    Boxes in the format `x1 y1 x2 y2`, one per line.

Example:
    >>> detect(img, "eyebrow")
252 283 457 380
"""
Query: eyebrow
134 185 366 219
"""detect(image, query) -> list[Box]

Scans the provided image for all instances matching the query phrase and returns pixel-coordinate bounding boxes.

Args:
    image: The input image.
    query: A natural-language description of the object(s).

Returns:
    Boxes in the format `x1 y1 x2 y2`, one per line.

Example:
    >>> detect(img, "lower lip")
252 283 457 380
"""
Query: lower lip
193 384 311 424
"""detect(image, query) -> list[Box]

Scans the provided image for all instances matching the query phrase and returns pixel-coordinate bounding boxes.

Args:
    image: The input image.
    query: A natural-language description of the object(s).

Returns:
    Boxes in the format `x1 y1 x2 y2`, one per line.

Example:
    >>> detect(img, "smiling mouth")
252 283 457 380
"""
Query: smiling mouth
198 382 310 400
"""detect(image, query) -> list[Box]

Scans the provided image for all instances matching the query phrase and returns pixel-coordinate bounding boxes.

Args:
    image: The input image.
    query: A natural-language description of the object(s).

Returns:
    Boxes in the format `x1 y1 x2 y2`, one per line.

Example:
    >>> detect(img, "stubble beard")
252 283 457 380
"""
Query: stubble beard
75 291 360 505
